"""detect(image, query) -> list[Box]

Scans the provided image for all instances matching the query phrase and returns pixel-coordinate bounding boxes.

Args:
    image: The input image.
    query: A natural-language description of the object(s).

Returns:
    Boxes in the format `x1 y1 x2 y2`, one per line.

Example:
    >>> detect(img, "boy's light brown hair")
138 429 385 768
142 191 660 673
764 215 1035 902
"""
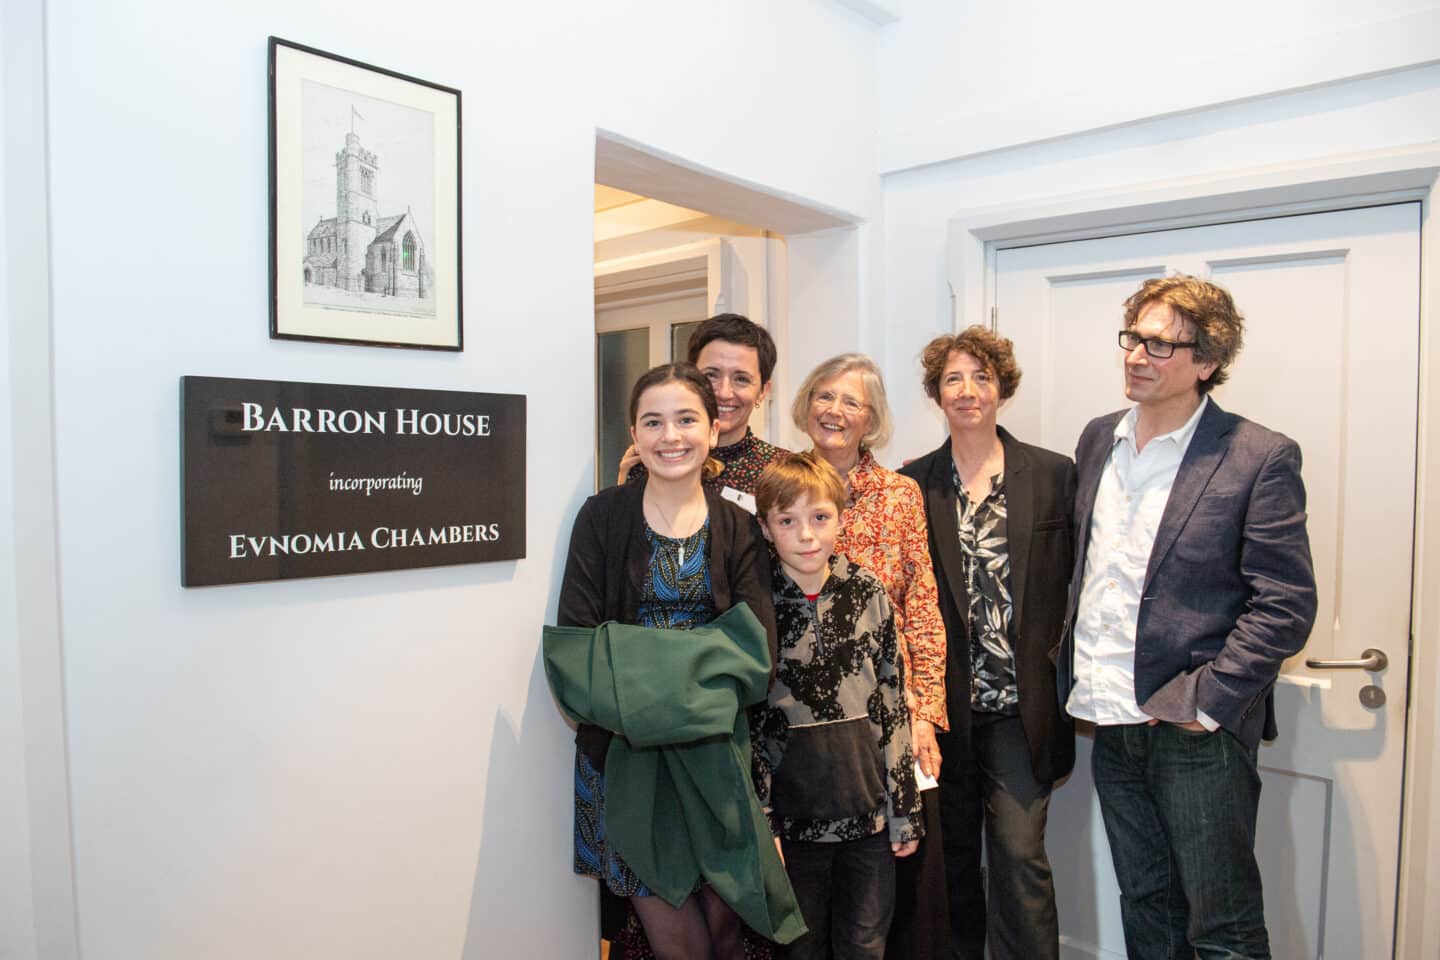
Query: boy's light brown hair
755 451 848 521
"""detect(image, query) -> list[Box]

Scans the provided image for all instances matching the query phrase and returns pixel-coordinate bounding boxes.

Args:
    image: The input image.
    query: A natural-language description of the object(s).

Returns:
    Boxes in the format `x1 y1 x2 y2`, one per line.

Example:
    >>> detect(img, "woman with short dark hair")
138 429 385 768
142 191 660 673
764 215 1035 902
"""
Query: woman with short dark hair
619 314 786 502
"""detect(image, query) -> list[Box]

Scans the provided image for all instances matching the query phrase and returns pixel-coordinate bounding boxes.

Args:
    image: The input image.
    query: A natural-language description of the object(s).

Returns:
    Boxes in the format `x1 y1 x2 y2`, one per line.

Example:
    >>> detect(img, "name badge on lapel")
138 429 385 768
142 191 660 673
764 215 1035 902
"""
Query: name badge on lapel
720 486 757 515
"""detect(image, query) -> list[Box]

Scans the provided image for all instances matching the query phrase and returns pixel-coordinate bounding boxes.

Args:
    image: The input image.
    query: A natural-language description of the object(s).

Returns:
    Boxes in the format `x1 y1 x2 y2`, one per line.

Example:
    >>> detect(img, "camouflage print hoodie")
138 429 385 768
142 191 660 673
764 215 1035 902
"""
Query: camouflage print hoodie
754 553 923 844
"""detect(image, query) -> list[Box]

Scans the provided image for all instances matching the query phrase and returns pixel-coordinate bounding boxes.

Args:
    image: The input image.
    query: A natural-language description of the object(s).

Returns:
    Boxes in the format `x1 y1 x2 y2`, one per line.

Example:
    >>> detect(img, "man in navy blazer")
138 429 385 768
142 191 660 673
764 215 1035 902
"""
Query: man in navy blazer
1057 275 1316 959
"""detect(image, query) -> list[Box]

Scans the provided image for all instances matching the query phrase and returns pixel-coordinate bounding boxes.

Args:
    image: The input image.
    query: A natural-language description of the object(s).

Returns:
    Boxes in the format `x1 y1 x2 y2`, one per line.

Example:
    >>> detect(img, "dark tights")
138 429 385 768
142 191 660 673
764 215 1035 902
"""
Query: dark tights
631 886 745 960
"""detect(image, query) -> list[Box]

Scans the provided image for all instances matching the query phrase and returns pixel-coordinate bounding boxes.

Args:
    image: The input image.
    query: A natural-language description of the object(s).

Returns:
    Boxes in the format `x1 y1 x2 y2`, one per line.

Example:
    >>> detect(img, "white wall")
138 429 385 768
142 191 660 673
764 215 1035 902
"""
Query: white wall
875 0 1440 173
597 1 878 218
879 64 1440 463
7 1 879 957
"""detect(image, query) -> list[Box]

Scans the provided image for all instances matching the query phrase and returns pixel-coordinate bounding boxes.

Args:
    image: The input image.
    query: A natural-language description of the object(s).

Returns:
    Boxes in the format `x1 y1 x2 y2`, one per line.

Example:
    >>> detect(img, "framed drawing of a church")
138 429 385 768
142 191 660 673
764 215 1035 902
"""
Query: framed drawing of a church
269 38 462 350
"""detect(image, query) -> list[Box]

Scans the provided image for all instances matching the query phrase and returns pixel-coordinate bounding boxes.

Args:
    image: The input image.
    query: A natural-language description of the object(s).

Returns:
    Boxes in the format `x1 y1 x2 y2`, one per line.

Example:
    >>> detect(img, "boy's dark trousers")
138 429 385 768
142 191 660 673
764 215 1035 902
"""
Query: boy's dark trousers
778 831 895 960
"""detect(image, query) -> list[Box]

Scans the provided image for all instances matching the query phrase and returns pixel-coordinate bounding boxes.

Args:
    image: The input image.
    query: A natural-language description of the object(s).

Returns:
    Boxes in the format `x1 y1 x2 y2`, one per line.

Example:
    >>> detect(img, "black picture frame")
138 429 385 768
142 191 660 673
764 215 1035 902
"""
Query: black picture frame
268 37 463 350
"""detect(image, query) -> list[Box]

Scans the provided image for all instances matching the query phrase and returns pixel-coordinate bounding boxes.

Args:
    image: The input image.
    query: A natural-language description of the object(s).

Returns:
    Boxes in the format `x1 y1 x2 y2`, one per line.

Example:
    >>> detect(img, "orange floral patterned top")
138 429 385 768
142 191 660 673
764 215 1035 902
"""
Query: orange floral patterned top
835 450 948 731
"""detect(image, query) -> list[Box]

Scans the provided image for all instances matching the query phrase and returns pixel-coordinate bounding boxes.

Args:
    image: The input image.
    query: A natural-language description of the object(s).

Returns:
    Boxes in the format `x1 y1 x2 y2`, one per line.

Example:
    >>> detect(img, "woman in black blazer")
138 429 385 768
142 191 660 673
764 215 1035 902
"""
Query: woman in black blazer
898 328 1076 960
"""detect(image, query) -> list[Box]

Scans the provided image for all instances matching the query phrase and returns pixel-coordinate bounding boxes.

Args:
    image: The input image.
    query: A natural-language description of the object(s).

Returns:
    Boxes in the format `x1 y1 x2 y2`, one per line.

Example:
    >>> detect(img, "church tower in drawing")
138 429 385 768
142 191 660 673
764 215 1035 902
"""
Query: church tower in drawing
333 131 379 292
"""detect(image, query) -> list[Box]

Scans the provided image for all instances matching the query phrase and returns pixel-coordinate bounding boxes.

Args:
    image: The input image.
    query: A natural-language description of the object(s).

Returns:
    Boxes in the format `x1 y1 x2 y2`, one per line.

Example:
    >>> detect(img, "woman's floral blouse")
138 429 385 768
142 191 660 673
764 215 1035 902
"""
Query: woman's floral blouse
835 450 948 731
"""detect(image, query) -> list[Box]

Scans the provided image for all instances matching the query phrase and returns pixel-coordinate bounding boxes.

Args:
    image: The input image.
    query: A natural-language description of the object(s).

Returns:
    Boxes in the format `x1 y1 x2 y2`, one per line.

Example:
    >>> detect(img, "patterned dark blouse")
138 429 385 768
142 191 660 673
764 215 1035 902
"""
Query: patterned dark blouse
951 460 1019 715
626 427 787 498
637 522 719 629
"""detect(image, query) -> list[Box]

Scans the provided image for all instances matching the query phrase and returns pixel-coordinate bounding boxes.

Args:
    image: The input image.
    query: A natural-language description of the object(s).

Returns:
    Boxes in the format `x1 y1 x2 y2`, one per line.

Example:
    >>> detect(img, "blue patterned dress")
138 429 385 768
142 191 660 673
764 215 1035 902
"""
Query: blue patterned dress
573 520 718 897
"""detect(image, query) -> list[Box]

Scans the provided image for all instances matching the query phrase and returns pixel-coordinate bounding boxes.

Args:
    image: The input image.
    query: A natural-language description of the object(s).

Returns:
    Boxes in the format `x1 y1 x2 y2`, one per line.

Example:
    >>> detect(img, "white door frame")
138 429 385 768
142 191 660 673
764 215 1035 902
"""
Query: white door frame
945 143 1440 959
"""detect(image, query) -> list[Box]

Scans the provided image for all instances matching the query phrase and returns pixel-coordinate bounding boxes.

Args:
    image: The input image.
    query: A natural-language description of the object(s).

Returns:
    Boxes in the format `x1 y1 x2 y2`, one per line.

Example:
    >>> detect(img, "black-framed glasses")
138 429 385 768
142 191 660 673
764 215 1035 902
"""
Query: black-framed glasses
1118 330 1198 359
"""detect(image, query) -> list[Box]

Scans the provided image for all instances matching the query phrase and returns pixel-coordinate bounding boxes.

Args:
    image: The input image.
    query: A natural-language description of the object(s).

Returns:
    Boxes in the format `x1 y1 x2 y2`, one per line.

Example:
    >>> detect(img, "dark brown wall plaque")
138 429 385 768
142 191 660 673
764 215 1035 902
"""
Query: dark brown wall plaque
182 376 525 586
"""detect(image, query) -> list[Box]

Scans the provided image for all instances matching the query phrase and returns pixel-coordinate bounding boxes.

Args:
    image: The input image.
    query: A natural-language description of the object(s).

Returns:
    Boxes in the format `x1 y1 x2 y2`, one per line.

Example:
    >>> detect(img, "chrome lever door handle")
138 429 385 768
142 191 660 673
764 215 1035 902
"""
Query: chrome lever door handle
1305 648 1388 671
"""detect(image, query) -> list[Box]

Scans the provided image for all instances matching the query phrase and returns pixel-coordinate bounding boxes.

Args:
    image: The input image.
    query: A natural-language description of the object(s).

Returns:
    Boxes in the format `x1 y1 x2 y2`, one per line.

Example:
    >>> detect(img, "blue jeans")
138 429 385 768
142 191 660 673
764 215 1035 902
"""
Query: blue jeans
779 831 895 960
1092 723 1269 960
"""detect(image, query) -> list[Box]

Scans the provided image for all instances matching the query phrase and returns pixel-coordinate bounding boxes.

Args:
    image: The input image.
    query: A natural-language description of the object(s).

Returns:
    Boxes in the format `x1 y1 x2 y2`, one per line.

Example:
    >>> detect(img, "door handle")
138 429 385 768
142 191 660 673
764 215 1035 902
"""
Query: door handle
1305 648 1388 671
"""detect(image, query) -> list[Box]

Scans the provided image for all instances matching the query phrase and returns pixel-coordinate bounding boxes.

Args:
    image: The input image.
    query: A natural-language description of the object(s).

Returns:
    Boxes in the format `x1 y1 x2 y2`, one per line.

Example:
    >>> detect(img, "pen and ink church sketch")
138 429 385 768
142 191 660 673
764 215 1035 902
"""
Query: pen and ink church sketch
301 81 436 318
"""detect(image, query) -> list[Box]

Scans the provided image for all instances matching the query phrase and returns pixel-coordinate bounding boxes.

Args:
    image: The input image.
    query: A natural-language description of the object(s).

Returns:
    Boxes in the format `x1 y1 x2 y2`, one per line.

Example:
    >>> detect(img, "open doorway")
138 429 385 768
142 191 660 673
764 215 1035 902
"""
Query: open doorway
592 184 784 491
583 134 859 960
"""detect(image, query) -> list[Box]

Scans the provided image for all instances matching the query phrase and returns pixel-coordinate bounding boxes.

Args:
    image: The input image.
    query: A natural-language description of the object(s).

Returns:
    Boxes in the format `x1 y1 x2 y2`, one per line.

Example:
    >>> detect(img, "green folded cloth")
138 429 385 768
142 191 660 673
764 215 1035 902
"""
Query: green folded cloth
543 602 806 944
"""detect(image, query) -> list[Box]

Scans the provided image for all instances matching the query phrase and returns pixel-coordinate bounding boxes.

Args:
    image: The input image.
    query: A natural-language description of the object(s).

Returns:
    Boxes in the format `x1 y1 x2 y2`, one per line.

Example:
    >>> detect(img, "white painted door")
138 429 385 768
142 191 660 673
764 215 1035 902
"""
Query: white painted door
993 204 1420 959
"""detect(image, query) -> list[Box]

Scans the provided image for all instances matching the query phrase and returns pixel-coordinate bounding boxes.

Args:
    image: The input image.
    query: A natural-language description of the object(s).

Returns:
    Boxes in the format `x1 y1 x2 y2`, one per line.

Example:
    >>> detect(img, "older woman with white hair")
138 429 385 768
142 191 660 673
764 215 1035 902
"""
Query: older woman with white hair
791 353 949 960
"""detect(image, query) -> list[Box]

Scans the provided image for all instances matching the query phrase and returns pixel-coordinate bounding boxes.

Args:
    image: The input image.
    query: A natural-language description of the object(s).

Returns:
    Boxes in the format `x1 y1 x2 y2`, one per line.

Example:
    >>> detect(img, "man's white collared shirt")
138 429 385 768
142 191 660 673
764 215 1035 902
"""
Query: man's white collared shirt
1067 398 1209 725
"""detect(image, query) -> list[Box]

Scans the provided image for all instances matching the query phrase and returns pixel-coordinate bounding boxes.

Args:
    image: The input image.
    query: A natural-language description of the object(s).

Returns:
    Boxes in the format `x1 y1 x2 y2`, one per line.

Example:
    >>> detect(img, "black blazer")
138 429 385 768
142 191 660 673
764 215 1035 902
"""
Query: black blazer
901 428 1077 784
557 479 779 767
1057 401 1317 750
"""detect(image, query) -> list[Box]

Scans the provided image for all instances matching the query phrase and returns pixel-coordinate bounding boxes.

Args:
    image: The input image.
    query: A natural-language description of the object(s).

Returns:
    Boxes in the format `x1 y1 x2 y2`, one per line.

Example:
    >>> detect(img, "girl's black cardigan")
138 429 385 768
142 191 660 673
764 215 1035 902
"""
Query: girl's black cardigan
557 479 778 768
